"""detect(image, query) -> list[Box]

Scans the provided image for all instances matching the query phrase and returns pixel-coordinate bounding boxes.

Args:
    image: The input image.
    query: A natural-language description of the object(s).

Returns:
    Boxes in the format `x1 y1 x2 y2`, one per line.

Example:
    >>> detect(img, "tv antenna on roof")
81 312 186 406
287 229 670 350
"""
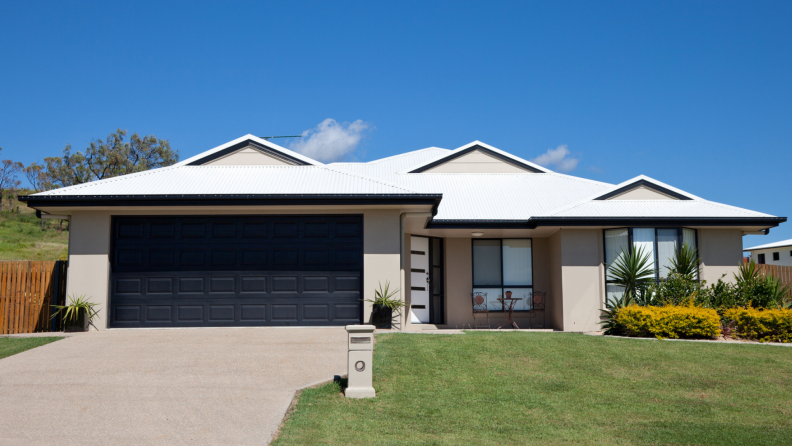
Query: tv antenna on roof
260 135 302 141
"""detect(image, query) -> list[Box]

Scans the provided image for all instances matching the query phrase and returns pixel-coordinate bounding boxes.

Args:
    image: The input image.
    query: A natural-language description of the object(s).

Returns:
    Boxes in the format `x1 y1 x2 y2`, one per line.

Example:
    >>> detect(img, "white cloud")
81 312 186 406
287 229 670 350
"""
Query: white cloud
289 118 371 162
531 145 579 172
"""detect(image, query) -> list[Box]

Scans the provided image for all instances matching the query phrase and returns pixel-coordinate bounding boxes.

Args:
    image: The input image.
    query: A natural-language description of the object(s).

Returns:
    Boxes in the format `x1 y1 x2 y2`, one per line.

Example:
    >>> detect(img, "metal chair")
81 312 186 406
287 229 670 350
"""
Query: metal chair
528 291 547 328
471 292 490 329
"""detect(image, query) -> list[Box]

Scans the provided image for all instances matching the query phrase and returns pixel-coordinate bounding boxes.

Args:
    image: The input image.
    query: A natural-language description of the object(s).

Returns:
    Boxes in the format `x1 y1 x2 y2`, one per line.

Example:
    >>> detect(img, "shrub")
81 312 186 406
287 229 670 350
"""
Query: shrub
721 308 792 343
613 305 721 339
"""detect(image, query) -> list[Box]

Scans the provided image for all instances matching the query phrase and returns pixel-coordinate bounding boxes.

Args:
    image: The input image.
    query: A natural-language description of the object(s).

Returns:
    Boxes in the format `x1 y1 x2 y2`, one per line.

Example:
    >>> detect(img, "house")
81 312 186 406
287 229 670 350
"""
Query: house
19 135 786 332
744 239 792 266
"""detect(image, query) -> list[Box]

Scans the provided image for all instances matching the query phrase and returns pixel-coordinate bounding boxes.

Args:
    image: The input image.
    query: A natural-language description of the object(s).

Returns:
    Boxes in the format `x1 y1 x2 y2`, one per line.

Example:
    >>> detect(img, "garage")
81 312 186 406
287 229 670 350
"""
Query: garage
108 215 363 328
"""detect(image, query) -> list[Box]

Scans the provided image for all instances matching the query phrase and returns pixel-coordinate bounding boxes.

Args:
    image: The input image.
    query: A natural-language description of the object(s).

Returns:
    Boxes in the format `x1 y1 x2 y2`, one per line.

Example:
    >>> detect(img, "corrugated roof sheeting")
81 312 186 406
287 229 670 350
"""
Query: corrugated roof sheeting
549 200 774 218
28 142 778 222
36 165 418 196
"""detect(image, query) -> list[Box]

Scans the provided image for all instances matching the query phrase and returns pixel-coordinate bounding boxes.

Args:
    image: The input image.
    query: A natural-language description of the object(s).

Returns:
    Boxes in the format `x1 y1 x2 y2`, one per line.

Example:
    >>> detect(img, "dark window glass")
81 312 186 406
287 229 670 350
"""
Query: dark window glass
773 252 780 261
758 253 765 264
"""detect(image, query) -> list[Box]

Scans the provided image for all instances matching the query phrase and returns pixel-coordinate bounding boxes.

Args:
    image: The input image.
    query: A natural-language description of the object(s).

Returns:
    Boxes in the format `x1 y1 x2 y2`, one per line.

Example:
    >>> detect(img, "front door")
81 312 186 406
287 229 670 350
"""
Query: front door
410 236 430 323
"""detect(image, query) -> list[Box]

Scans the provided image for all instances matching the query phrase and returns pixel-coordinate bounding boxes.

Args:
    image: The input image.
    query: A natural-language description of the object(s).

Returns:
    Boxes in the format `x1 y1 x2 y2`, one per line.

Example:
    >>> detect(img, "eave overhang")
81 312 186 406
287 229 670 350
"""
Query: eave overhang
19 194 443 215
426 216 787 229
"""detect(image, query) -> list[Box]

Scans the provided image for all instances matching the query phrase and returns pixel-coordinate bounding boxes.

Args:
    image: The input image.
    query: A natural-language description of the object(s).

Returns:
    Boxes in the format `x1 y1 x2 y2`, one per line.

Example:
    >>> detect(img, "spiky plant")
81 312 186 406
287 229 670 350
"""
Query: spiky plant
606 246 656 299
364 281 405 316
667 243 700 278
51 295 100 329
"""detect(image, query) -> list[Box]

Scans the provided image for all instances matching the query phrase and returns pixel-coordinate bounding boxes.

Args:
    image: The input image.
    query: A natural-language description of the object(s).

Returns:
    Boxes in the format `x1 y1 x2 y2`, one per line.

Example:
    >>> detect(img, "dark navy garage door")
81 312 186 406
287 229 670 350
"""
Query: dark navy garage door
109 215 363 328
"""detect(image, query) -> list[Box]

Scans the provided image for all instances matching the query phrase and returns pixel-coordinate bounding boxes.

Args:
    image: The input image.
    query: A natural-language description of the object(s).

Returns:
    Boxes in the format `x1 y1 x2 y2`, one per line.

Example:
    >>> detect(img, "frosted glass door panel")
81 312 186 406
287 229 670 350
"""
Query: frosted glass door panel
632 228 656 277
502 239 532 286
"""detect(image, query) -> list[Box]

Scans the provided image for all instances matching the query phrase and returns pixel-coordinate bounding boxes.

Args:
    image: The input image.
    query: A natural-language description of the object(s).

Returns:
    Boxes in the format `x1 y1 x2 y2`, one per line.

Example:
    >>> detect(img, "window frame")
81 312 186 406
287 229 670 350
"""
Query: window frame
603 227 698 286
471 238 533 312
758 253 766 264
772 252 780 261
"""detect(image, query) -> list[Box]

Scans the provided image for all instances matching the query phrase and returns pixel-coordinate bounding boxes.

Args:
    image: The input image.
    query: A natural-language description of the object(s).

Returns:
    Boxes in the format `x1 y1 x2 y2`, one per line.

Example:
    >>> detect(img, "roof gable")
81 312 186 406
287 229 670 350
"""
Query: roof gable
179 135 322 166
594 176 698 201
406 141 548 173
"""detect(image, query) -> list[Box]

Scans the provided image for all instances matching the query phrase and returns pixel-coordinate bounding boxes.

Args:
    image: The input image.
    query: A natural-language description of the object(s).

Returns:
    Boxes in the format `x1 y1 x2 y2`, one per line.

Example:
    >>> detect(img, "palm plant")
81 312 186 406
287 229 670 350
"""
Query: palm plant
606 246 656 300
734 259 761 283
667 243 700 278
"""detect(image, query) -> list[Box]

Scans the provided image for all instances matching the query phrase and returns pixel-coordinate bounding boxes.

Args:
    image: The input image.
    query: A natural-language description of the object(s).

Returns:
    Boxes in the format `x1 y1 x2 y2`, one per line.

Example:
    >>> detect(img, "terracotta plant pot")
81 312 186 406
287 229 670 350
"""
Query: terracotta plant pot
505 291 512 299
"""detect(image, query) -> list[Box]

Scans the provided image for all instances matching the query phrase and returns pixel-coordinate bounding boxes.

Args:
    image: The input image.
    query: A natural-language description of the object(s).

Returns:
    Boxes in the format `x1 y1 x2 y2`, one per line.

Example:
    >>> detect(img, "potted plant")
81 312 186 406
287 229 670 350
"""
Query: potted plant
51 295 101 332
365 281 404 329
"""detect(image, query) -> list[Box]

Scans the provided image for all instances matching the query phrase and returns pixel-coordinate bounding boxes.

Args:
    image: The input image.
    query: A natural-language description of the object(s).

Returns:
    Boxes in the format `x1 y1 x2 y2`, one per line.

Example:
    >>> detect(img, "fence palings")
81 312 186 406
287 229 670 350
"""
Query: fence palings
757 264 792 296
0 260 66 334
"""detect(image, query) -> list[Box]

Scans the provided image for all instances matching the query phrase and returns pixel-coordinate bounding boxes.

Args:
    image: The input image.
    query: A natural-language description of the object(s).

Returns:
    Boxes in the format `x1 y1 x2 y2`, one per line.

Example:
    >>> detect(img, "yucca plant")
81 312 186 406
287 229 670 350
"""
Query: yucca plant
607 246 656 299
51 295 100 331
734 259 761 283
668 243 700 278
364 281 404 328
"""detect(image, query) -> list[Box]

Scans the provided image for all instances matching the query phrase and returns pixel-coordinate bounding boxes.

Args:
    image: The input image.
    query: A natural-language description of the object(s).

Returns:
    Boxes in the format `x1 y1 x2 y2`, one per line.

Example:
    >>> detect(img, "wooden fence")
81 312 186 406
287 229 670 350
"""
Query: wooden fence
0 261 67 335
757 264 792 292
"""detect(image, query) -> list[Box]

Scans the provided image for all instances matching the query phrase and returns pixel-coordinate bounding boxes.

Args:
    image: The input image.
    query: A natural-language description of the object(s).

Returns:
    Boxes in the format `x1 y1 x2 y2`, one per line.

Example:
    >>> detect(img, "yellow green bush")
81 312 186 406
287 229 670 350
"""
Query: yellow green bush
721 308 792 343
613 305 721 339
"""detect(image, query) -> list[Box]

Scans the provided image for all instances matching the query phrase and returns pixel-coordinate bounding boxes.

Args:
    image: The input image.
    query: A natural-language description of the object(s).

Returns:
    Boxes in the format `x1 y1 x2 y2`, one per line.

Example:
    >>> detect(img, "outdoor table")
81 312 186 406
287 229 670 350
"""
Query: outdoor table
495 297 522 329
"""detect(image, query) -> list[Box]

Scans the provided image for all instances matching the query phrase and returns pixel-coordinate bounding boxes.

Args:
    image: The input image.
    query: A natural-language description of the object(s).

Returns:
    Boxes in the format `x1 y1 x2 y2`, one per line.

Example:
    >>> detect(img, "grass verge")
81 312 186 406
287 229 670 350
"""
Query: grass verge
273 332 792 446
0 337 63 360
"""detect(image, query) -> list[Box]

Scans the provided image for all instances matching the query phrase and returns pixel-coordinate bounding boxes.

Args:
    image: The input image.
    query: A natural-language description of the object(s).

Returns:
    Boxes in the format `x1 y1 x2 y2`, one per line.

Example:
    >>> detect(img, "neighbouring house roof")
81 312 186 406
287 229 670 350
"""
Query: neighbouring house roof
744 239 792 251
19 135 786 229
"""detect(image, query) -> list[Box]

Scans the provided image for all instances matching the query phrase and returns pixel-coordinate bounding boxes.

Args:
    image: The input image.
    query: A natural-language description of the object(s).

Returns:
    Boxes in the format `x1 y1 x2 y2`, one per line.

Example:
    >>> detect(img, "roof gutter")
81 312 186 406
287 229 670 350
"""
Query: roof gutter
426 216 786 229
18 194 443 214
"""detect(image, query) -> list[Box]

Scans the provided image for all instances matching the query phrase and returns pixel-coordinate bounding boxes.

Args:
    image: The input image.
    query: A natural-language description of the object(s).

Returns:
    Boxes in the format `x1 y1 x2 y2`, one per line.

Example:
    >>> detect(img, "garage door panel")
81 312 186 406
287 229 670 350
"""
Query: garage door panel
110 215 363 328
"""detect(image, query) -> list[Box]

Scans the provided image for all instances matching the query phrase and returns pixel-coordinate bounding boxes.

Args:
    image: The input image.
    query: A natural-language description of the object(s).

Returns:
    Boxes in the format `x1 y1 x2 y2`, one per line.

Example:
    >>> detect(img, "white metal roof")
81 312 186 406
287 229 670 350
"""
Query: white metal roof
744 239 792 251
546 200 774 218
36 165 418 196
27 136 781 224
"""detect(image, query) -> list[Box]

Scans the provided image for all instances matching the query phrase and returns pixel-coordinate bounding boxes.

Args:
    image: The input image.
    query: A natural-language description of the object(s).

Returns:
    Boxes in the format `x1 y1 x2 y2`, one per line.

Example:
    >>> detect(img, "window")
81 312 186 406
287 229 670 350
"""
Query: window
473 239 532 311
603 228 698 302
773 252 780 261
758 253 765 264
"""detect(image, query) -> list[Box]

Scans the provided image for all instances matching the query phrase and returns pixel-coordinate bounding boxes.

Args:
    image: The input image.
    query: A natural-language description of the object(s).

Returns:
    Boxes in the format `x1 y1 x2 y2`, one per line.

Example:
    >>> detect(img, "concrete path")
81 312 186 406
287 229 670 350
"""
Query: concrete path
0 327 348 445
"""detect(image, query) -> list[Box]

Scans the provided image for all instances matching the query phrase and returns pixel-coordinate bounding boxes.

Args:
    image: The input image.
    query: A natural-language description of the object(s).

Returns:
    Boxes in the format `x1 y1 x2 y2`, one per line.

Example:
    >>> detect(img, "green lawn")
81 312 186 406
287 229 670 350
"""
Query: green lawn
0 337 62 360
273 332 792 446
0 191 69 261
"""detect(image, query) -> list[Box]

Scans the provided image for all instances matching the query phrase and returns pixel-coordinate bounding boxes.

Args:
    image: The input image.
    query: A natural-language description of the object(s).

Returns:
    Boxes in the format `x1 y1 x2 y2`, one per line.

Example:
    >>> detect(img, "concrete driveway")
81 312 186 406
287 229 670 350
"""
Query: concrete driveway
0 327 348 445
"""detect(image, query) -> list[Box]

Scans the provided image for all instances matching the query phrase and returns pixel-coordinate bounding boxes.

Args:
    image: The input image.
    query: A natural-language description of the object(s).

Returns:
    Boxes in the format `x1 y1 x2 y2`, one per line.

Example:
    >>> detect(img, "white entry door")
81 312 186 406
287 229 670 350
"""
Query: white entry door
410 236 430 323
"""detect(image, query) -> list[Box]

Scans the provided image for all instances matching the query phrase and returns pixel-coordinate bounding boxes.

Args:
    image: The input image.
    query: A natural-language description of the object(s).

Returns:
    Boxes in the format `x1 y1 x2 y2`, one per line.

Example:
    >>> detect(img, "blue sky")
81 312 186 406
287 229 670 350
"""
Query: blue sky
1 1 790 248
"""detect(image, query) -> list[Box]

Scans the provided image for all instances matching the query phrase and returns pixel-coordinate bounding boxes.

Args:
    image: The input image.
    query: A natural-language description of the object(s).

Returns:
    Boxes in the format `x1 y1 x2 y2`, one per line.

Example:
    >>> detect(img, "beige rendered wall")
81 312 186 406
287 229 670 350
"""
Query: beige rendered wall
699 229 743 284
64 208 401 330
443 238 473 327
424 150 530 173
205 148 296 166
557 229 604 332
362 209 402 324
65 211 112 330
546 231 563 329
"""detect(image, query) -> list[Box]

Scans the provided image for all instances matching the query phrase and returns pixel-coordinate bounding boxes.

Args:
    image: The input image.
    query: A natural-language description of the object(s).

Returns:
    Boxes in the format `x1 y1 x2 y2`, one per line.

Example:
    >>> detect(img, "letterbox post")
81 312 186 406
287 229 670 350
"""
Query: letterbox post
345 325 376 398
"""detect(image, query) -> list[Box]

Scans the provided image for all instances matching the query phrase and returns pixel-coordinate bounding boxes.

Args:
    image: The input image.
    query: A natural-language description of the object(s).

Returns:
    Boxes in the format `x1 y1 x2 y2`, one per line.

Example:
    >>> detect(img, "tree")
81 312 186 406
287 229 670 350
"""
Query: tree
24 162 51 192
0 148 23 210
42 129 178 188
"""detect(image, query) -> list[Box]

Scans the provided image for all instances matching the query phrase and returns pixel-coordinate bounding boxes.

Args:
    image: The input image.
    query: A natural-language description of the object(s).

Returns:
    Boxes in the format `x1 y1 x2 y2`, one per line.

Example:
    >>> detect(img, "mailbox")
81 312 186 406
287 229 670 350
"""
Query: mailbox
345 325 376 398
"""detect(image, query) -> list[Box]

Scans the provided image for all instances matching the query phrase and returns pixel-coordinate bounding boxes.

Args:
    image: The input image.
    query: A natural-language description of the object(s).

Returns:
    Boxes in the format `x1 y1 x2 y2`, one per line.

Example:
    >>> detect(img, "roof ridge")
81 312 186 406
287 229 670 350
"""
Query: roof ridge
319 165 418 193
366 147 449 165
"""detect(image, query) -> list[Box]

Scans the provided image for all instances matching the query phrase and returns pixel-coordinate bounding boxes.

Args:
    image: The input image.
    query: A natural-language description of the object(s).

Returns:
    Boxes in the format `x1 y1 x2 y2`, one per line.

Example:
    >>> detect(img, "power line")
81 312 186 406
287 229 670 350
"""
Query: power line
260 135 302 141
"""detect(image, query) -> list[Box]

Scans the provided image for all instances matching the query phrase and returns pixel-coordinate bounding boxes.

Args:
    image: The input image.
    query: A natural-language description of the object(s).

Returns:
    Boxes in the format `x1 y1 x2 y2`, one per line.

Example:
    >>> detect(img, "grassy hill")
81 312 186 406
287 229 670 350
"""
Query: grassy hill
0 190 69 261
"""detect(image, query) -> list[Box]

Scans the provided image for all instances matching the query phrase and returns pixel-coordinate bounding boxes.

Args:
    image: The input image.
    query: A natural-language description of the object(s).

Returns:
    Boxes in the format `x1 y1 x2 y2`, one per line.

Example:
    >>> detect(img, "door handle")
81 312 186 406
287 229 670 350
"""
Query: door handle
425 274 429 284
